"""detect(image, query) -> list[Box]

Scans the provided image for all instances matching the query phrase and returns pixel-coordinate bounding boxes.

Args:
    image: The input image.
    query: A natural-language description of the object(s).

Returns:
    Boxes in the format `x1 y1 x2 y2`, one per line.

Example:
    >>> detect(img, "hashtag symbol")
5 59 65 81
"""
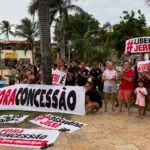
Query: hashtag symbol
126 40 134 52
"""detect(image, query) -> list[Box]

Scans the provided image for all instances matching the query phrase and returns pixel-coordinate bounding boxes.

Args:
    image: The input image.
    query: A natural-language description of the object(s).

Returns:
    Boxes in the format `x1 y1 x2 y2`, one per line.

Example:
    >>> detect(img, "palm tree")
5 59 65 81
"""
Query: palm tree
146 0 150 6
29 0 84 61
38 0 52 84
0 21 14 40
15 18 38 49
55 0 84 61
15 18 38 64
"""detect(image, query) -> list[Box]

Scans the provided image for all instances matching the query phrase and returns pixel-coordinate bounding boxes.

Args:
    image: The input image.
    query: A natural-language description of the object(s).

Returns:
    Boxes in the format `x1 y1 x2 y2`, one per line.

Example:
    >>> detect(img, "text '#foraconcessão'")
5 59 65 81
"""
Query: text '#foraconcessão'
0 87 77 111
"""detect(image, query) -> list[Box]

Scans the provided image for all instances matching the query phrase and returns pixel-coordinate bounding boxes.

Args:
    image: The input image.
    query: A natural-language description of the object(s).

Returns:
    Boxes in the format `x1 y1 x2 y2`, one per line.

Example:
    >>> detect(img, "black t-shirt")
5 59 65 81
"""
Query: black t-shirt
67 67 80 85
86 89 102 108
77 68 89 86
90 68 102 80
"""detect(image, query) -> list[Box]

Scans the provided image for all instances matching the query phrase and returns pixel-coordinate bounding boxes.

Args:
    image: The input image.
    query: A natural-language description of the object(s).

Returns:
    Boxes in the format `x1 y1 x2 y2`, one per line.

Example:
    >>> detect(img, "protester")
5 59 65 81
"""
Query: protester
67 60 80 85
85 82 102 113
135 80 147 119
90 61 103 92
77 62 89 86
118 61 135 114
143 63 150 103
102 61 118 112
138 63 150 114
6 66 17 85
0 75 6 88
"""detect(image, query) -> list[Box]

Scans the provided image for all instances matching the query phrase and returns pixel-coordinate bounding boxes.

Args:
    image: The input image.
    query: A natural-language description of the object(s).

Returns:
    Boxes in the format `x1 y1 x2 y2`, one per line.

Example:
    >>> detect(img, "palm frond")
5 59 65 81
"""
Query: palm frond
66 5 84 13
28 0 39 15
15 18 39 42
145 0 150 6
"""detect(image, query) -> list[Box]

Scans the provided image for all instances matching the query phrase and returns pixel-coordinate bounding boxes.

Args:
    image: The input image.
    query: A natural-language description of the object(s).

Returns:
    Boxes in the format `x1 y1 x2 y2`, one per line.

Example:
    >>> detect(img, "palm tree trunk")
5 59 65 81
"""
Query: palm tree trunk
38 0 52 85
6 31 9 41
59 9 66 62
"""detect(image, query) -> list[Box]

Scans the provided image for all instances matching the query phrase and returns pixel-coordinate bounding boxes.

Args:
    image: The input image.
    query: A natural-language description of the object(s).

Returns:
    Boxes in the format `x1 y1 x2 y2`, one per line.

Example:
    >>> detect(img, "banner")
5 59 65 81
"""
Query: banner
52 70 66 85
30 114 86 133
137 60 150 72
0 128 60 148
125 37 150 54
0 114 28 124
0 84 85 115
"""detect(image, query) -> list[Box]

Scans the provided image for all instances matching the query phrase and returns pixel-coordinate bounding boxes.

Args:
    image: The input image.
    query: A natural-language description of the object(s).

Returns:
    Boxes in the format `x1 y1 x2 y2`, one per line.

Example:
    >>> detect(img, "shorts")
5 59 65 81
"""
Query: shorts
118 90 132 102
103 86 117 93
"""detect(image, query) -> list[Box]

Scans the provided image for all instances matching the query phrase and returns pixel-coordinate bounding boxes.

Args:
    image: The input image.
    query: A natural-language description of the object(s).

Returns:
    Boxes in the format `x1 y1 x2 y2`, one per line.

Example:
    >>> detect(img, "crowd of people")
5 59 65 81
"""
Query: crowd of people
1 52 150 119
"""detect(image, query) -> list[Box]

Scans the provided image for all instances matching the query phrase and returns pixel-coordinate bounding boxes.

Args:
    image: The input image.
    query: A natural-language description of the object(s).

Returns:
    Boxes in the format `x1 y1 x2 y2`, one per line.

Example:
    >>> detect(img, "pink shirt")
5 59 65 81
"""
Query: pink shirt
135 87 147 106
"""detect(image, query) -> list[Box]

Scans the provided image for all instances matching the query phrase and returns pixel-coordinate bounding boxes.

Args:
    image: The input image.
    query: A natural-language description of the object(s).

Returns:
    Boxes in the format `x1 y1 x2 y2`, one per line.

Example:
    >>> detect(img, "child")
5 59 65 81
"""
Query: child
135 80 148 119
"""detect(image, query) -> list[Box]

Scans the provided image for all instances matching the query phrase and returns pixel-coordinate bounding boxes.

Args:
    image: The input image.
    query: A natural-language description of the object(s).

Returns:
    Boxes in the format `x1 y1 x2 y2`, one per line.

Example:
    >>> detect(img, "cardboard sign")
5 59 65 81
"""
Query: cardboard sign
30 114 86 133
52 70 66 85
125 37 150 53
0 128 60 148
0 114 28 124
0 84 85 115
137 60 150 72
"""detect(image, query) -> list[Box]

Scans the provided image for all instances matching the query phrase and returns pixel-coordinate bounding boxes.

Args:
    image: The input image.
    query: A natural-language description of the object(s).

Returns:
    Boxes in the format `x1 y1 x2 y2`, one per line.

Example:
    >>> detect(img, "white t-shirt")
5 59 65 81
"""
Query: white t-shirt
103 69 118 86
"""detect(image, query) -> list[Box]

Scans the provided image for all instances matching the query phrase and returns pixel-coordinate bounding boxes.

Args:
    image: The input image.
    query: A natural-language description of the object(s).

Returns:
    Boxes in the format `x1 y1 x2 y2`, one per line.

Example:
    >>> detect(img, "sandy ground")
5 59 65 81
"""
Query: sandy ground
0 106 150 150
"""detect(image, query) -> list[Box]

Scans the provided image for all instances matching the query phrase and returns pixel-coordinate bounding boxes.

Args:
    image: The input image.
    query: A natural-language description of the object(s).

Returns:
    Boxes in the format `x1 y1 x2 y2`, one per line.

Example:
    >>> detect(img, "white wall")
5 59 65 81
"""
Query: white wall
1 50 33 64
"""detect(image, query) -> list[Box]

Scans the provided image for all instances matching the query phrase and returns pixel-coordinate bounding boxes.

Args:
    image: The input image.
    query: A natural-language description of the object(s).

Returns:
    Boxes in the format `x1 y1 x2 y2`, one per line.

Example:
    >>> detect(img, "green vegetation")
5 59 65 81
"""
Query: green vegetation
0 21 14 40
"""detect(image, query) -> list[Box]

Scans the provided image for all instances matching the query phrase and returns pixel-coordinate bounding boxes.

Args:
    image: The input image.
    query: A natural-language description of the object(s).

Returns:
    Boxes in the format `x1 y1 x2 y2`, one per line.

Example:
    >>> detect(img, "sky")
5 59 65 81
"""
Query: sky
0 0 150 39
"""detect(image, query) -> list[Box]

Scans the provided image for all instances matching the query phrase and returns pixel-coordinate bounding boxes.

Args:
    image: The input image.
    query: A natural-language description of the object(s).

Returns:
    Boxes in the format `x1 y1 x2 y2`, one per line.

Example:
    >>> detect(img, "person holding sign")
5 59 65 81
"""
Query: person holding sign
139 63 150 113
85 82 102 114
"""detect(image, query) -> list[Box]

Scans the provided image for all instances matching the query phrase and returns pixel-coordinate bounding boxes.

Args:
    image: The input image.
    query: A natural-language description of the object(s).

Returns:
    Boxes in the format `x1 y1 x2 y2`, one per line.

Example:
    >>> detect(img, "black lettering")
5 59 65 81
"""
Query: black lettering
144 38 148 43
27 89 36 106
140 38 144 44
59 87 67 110
46 89 53 108
20 88 28 105
15 88 23 105
134 38 139 44
55 117 61 122
67 90 76 111
40 89 46 107
52 89 59 109
77 124 84 128
34 89 41 107
60 75 66 84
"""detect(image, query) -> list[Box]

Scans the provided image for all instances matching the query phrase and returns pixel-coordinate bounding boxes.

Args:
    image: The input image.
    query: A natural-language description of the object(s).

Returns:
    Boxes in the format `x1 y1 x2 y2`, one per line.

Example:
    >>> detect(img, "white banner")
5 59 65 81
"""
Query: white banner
0 114 28 124
30 114 86 133
0 84 85 115
52 70 66 85
0 128 60 148
125 37 150 54
137 60 150 72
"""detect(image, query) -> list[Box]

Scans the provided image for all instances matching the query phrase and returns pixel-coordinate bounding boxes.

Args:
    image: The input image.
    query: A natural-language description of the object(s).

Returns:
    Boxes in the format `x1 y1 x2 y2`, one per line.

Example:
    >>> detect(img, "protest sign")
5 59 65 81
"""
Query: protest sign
0 128 60 148
30 114 86 133
137 60 150 72
0 114 28 124
125 37 150 54
0 84 85 115
52 70 66 85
